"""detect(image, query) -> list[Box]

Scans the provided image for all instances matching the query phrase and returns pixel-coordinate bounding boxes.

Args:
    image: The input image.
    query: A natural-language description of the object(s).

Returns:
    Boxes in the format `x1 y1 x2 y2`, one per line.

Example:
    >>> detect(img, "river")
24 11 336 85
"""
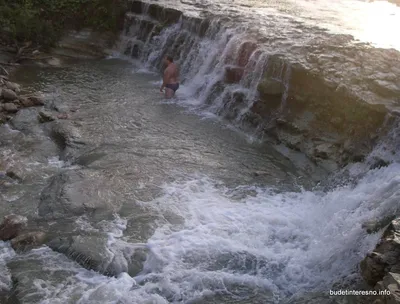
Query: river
0 0 400 303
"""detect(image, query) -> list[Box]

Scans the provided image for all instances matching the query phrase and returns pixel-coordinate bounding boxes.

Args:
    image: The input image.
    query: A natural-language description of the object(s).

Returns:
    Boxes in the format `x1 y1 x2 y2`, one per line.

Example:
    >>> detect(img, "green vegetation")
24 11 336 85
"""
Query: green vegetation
0 0 126 49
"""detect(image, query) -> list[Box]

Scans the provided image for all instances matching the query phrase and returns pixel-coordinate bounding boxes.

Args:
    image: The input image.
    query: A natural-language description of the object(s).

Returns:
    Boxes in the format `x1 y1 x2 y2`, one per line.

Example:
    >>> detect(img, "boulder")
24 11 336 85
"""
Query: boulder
5 81 20 93
38 170 122 219
1 89 18 101
362 215 396 234
38 110 56 123
7 247 83 304
45 120 84 160
11 231 47 253
47 234 148 277
375 272 400 303
313 143 335 160
6 167 26 181
257 78 285 98
361 218 400 289
26 94 45 106
3 103 18 113
18 96 35 108
0 214 28 241
49 100 69 113
0 113 9 124
10 108 40 133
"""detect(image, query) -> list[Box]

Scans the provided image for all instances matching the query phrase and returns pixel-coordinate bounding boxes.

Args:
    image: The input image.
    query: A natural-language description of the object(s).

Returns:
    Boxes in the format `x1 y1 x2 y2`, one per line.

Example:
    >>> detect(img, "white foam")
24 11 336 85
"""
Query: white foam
2 163 398 303
131 165 398 300
0 242 16 292
47 156 66 168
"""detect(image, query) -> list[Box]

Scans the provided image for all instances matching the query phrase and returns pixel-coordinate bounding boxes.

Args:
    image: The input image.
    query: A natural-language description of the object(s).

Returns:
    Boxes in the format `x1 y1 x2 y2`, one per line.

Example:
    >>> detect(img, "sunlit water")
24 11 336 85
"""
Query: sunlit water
157 0 400 50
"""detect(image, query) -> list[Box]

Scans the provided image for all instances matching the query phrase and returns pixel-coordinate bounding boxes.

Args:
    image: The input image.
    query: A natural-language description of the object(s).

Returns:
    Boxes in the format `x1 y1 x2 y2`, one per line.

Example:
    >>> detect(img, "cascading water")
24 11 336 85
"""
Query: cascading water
120 2 277 132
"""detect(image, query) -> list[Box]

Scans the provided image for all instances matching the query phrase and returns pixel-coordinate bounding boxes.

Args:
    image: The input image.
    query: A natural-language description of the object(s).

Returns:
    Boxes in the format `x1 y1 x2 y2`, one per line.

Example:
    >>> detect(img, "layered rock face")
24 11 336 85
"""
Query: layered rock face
121 0 400 170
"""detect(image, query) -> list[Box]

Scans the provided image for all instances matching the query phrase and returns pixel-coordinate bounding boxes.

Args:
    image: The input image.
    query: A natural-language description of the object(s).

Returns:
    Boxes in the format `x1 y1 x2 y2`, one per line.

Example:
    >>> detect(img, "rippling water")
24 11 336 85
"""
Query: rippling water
0 55 397 303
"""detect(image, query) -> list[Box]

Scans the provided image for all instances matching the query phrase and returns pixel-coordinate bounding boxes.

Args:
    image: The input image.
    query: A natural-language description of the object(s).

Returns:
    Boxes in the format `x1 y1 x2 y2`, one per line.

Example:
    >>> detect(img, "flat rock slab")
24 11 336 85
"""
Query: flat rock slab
39 169 123 220
48 233 147 277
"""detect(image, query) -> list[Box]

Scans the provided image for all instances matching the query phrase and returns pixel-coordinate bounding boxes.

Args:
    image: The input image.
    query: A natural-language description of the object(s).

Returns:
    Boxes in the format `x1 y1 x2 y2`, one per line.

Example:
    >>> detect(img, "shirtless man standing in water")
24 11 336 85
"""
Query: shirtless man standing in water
160 55 179 99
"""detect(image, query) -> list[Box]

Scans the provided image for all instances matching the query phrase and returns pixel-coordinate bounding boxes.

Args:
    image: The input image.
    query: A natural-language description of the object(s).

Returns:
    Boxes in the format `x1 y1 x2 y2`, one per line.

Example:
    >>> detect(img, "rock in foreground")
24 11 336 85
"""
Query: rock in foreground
0 214 28 241
361 218 400 304
47 233 147 277
11 231 47 253
39 169 122 219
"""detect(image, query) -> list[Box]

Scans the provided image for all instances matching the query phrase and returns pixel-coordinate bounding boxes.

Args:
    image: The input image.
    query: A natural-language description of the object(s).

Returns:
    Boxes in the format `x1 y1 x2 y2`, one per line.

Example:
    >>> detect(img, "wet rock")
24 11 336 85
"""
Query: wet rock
57 113 69 120
11 231 47 253
224 66 244 84
24 94 45 106
0 113 9 124
0 214 28 241
5 81 20 93
370 158 390 170
48 234 117 275
18 96 35 108
54 30 118 59
362 215 396 234
49 100 69 113
38 110 55 123
45 120 83 159
1 89 18 101
257 78 284 98
147 3 182 25
375 273 400 303
10 108 40 133
368 79 400 99
237 41 258 67
361 218 400 288
7 247 83 304
39 170 122 219
3 103 18 113
6 167 25 181
48 234 148 277
313 143 335 160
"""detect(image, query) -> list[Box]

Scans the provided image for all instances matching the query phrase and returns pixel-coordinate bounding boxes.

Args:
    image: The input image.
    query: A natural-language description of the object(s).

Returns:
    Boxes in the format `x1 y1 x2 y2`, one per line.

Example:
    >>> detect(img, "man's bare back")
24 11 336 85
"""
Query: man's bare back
160 56 180 99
